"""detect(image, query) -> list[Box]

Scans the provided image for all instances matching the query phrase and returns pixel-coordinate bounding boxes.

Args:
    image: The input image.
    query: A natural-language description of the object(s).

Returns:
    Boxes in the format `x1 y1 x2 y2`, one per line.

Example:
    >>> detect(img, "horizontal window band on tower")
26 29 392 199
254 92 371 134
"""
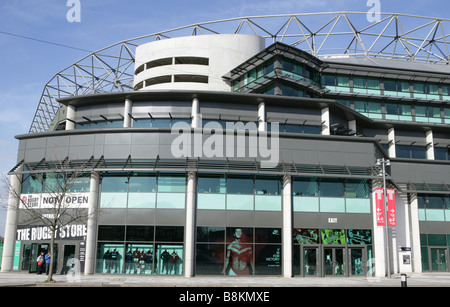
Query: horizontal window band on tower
134 57 209 76
174 75 208 84
144 75 172 87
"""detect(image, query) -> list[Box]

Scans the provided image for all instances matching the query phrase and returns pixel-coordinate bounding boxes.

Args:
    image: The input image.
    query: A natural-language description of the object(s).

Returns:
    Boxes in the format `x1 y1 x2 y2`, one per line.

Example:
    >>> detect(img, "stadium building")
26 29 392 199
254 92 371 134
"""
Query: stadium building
3 13 450 278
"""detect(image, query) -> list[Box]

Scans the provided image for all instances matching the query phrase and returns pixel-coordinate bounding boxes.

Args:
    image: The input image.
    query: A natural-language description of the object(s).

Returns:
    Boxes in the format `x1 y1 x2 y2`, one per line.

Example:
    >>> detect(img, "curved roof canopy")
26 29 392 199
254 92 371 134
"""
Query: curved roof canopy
29 12 450 133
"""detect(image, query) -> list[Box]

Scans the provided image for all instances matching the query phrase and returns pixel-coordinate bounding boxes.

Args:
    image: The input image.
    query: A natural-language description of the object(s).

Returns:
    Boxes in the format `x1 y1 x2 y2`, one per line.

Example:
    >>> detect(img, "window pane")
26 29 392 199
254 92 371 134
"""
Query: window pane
293 178 319 196
126 226 154 241
158 175 186 192
399 104 412 116
415 105 427 117
398 81 410 92
128 175 156 192
345 179 369 198
336 76 349 87
386 103 398 115
396 145 410 158
255 177 281 195
68 176 90 192
198 175 226 193
227 176 253 194
98 226 125 241
322 74 335 86
22 174 43 194
414 82 426 93
353 77 366 88
427 196 444 209
102 176 128 192
435 147 448 160
320 179 344 197
197 227 225 243
367 78 380 89
354 101 366 112
384 80 396 91
155 226 184 242
367 102 381 113
411 146 426 159
428 84 439 95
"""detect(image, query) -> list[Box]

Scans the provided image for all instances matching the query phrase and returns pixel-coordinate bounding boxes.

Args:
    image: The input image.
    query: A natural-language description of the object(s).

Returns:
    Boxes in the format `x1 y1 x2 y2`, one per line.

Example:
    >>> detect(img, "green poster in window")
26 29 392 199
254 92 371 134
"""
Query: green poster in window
321 229 346 244
13 241 21 271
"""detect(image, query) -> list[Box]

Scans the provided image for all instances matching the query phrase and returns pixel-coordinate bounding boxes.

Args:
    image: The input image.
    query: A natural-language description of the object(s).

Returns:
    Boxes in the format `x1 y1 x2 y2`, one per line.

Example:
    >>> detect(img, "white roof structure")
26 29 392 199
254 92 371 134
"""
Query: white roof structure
29 12 450 133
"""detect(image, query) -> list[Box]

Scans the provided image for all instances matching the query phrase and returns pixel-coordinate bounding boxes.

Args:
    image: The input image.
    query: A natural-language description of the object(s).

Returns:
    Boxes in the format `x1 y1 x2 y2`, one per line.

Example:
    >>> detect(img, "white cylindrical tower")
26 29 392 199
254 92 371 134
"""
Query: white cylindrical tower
134 34 266 92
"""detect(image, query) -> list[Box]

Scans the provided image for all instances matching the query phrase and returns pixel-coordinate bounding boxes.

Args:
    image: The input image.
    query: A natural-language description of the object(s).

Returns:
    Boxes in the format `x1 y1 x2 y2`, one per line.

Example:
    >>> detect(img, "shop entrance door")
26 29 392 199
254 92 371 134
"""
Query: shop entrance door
430 248 448 272
323 247 345 276
348 247 367 276
28 243 49 273
300 246 319 277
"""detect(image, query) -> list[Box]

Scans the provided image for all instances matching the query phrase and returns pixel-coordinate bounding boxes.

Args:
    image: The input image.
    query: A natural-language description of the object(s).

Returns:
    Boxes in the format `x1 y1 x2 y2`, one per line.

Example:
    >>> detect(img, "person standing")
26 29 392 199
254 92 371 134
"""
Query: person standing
36 252 45 275
45 251 51 275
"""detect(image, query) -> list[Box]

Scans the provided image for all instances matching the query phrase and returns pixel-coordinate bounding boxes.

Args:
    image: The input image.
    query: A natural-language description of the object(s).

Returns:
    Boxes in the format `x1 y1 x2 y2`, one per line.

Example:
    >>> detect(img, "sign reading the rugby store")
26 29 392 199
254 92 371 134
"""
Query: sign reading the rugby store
16 225 87 241
20 193 90 209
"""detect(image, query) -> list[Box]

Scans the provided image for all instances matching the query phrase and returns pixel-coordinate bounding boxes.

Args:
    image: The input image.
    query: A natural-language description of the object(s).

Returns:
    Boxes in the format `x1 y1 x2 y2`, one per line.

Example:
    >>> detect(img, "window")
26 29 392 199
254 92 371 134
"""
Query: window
255 177 281 195
227 176 253 194
396 145 427 159
320 179 344 197
198 175 226 193
101 176 128 192
336 76 349 87
435 147 450 161
345 179 369 198
174 75 208 83
293 178 318 196
128 174 156 192
157 175 186 193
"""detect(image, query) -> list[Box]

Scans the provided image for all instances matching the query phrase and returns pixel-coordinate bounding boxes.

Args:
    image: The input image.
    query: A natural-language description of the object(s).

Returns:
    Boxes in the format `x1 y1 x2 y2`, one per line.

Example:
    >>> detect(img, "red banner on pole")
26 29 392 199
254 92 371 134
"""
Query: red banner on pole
375 188 385 226
387 188 396 227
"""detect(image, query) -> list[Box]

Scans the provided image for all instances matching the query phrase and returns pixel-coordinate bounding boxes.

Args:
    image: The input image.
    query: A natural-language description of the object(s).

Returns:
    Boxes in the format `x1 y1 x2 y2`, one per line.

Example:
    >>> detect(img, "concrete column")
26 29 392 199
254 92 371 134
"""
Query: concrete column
191 98 200 129
65 105 76 130
426 130 435 160
321 107 330 135
409 194 422 273
1 173 22 272
184 171 197 277
84 172 100 275
123 99 133 128
348 119 357 135
282 175 293 278
388 128 396 158
371 182 387 277
258 101 266 132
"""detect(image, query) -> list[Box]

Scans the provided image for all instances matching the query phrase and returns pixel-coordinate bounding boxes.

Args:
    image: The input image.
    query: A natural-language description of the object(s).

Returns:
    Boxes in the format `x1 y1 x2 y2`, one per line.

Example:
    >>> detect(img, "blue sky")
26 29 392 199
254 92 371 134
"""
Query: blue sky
0 0 449 236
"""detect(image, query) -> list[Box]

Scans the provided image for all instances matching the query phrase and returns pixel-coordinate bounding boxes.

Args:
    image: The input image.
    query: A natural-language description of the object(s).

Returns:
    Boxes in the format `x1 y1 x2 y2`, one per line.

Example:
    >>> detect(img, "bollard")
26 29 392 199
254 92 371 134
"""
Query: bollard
401 273 407 287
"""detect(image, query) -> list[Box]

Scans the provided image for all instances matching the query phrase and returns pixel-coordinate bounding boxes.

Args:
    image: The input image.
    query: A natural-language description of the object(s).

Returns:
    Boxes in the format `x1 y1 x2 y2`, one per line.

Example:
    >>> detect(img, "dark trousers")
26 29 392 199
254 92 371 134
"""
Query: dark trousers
37 264 44 275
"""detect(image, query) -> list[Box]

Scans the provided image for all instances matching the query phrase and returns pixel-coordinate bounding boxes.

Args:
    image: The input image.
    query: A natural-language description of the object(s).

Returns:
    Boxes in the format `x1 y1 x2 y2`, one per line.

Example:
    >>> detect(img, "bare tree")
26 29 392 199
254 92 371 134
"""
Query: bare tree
2 158 99 282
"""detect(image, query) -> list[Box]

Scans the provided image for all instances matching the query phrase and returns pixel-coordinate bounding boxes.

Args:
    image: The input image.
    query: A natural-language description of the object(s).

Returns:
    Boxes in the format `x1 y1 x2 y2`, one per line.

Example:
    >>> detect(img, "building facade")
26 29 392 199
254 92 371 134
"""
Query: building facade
3 21 450 278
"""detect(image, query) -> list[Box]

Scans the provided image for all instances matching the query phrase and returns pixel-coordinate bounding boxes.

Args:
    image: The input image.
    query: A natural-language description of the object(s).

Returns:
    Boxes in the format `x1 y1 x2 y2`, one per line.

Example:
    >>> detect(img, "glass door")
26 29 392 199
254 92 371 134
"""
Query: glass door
323 247 345 276
348 247 366 276
301 246 319 277
431 248 448 272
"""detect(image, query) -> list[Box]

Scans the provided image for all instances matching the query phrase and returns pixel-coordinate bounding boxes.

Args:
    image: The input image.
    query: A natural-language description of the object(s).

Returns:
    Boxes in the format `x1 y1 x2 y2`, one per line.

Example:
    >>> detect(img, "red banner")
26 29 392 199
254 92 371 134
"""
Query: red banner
375 188 396 227
375 188 385 226
387 188 396 226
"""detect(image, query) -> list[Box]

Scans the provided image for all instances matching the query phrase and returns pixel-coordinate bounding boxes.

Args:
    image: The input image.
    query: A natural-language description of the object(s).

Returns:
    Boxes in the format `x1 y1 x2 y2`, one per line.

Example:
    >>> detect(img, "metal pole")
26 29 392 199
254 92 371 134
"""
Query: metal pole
382 159 391 279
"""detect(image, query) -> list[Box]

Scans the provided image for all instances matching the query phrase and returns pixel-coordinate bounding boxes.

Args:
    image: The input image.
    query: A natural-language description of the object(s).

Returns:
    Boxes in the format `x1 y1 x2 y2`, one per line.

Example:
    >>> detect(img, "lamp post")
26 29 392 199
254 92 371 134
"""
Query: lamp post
377 158 391 278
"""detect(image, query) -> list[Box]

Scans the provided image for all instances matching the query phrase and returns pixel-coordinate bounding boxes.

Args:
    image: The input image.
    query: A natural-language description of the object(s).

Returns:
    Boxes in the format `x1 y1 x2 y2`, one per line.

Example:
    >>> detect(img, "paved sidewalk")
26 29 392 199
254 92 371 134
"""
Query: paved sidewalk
0 271 449 287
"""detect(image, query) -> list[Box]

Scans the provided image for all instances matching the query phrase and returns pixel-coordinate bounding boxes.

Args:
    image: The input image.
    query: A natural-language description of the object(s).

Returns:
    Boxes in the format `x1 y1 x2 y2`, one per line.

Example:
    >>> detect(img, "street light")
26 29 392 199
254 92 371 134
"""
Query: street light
376 158 391 278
